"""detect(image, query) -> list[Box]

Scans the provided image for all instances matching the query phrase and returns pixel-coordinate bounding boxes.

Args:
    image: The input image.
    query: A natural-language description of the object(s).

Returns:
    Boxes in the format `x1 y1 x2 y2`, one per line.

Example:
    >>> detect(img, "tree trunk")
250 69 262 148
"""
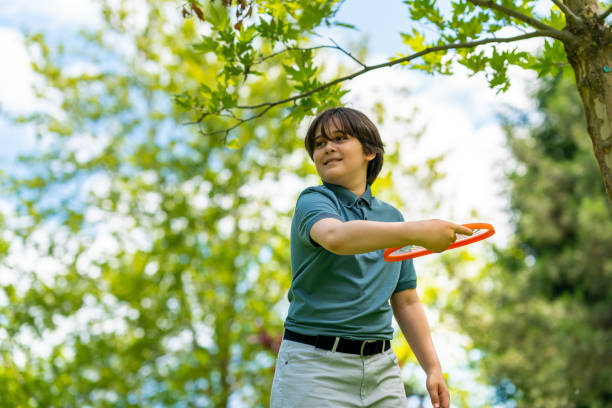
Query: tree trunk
565 0 612 206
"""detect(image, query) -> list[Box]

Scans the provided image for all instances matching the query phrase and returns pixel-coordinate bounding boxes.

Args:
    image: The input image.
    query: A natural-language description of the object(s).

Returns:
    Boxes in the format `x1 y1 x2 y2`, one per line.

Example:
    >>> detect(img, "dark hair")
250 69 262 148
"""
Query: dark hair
305 107 385 185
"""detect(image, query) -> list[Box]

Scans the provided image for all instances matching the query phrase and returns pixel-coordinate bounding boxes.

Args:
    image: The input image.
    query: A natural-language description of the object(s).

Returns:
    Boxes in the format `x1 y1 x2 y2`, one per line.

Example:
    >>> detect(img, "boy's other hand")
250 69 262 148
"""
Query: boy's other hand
426 368 450 408
417 219 473 253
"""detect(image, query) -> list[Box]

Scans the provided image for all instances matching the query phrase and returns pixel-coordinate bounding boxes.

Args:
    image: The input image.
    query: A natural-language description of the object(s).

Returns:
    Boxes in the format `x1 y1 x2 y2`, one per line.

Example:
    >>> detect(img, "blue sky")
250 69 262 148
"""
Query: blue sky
323 0 412 56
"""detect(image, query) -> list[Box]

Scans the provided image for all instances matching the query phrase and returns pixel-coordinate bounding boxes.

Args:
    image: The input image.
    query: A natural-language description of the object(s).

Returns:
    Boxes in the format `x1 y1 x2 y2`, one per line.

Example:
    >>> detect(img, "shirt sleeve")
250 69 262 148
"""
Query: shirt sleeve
294 189 343 247
391 208 417 292
394 259 417 292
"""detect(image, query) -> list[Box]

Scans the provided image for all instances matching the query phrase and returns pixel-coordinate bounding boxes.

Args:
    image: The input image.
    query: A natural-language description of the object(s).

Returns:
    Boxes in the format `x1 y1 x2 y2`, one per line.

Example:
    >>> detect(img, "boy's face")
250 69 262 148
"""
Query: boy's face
312 121 376 189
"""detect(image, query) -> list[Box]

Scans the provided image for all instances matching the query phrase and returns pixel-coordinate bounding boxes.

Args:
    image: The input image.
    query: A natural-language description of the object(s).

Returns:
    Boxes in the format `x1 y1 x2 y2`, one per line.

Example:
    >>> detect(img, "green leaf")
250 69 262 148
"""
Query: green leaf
333 21 357 29
227 138 241 149
207 0 229 30
401 28 426 53
192 36 219 53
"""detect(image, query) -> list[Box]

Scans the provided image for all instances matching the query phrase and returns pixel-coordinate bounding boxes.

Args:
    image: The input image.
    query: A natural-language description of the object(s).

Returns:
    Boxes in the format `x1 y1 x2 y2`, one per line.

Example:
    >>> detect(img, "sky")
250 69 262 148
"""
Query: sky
0 1 555 406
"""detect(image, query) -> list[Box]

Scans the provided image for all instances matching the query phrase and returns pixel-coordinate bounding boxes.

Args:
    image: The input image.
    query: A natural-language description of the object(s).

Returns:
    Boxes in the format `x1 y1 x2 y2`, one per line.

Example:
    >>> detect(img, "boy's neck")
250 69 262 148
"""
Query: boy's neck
348 182 367 197
325 180 368 197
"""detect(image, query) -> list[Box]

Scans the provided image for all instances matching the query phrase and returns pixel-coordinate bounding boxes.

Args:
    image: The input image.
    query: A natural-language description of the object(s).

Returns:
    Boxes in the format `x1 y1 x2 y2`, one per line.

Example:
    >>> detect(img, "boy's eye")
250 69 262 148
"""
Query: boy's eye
314 133 347 148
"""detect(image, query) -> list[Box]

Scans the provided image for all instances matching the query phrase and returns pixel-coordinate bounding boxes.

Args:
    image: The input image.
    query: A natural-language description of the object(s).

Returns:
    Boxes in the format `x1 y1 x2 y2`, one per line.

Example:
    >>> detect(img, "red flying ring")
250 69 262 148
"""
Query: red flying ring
384 222 495 262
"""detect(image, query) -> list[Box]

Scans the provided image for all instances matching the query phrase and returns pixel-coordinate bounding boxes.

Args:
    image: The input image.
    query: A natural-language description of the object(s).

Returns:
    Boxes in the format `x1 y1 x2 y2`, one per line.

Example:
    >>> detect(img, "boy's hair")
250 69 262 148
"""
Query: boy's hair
305 107 385 185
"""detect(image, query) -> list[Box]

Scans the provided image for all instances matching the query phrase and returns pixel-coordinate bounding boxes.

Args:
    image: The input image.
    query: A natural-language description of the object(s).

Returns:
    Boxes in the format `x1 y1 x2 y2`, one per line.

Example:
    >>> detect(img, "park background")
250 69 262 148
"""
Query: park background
0 0 610 407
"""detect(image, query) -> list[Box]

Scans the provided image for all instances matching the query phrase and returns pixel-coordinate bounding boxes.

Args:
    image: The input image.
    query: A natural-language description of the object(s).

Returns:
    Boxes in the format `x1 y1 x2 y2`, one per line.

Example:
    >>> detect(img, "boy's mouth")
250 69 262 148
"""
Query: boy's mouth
324 158 342 165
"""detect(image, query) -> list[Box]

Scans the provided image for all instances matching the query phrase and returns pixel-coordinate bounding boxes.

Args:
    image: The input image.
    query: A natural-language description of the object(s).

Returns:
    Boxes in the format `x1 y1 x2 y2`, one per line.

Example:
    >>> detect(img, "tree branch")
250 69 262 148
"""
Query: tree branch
255 43 365 68
551 0 583 24
328 38 367 68
240 30 568 110
191 30 568 139
195 103 279 142
256 45 336 64
467 0 562 33
600 5 612 21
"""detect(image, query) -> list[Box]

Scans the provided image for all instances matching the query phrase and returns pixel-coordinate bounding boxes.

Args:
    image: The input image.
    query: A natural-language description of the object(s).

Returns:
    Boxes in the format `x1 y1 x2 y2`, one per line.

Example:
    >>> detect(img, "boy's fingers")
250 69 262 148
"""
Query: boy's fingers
428 386 440 408
455 225 473 236
441 387 450 408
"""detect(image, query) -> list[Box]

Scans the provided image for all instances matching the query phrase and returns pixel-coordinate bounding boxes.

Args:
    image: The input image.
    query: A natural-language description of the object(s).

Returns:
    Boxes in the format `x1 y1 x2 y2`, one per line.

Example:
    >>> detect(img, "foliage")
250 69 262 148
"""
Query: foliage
1 1 310 406
444 74 612 407
175 0 350 142
172 0 593 136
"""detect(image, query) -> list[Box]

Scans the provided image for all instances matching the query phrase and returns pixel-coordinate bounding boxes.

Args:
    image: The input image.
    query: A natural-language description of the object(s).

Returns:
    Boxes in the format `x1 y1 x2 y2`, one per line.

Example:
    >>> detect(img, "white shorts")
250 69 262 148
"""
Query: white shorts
270 339 407 407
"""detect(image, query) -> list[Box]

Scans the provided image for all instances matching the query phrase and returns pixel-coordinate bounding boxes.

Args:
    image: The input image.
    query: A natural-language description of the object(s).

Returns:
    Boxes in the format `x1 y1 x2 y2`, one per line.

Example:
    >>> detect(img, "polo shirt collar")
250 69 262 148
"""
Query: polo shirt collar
322 181 373 209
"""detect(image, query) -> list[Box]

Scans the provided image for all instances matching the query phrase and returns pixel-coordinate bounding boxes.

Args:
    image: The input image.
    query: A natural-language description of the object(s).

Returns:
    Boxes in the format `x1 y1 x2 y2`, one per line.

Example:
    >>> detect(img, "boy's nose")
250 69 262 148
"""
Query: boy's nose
324 141 337 152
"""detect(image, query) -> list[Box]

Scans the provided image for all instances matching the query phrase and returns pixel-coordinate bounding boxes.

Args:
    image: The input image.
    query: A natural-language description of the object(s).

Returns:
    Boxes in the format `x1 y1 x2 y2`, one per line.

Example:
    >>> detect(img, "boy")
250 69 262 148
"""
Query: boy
270 107 472 408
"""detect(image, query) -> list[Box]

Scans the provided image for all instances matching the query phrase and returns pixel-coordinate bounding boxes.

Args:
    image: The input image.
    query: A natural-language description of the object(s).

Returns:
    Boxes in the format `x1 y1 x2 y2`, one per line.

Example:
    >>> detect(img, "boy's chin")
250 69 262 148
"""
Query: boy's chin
320 175 345 186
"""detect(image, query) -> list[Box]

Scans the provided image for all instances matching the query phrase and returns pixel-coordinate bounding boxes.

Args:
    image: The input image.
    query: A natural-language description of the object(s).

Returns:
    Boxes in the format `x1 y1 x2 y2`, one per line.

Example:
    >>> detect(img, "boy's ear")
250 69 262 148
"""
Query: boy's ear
365 151 376 162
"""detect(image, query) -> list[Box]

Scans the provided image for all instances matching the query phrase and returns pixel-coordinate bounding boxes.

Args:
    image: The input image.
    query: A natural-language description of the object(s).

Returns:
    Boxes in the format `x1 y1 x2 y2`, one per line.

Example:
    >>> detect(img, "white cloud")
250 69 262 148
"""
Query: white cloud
0 0 107 112
2 0 102 30
0 28 38 115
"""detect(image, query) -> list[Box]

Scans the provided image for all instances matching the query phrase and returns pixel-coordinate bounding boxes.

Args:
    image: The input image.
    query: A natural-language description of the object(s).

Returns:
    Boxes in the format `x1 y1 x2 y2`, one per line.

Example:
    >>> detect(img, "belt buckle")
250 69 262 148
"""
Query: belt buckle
360 340 377 357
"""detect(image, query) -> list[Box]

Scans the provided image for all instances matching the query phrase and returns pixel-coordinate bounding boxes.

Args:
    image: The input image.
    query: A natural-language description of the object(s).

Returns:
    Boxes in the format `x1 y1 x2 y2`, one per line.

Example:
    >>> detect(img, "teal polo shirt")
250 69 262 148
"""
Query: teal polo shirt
285 181 417 340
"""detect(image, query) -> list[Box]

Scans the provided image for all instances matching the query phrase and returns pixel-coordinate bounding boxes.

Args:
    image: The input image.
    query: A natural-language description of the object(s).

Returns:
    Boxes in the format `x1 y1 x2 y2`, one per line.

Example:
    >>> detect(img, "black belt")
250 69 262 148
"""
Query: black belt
283 329 391 356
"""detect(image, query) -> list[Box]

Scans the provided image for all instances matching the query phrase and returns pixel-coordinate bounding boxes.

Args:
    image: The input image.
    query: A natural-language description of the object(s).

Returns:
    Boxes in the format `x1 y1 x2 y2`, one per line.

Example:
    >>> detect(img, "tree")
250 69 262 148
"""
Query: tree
444 73 612 407
177 0 612 207
1 1 302 405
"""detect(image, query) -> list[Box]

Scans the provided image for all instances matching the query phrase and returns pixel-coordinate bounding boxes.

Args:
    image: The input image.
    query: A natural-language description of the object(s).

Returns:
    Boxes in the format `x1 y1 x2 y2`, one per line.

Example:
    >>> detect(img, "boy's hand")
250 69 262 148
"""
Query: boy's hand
416 219 473 253
426 368 450 408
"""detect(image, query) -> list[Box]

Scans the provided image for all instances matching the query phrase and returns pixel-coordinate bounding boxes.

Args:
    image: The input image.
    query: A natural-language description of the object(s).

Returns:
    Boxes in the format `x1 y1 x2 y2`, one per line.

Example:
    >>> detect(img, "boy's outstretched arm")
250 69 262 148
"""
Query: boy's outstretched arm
310 218 472 255
391 289 450 408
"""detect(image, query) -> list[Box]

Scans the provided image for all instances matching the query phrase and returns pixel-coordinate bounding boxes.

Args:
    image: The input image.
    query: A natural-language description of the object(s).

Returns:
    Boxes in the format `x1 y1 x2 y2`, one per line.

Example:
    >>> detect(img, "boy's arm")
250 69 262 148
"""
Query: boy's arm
310 218 472 255
391 289 450 408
